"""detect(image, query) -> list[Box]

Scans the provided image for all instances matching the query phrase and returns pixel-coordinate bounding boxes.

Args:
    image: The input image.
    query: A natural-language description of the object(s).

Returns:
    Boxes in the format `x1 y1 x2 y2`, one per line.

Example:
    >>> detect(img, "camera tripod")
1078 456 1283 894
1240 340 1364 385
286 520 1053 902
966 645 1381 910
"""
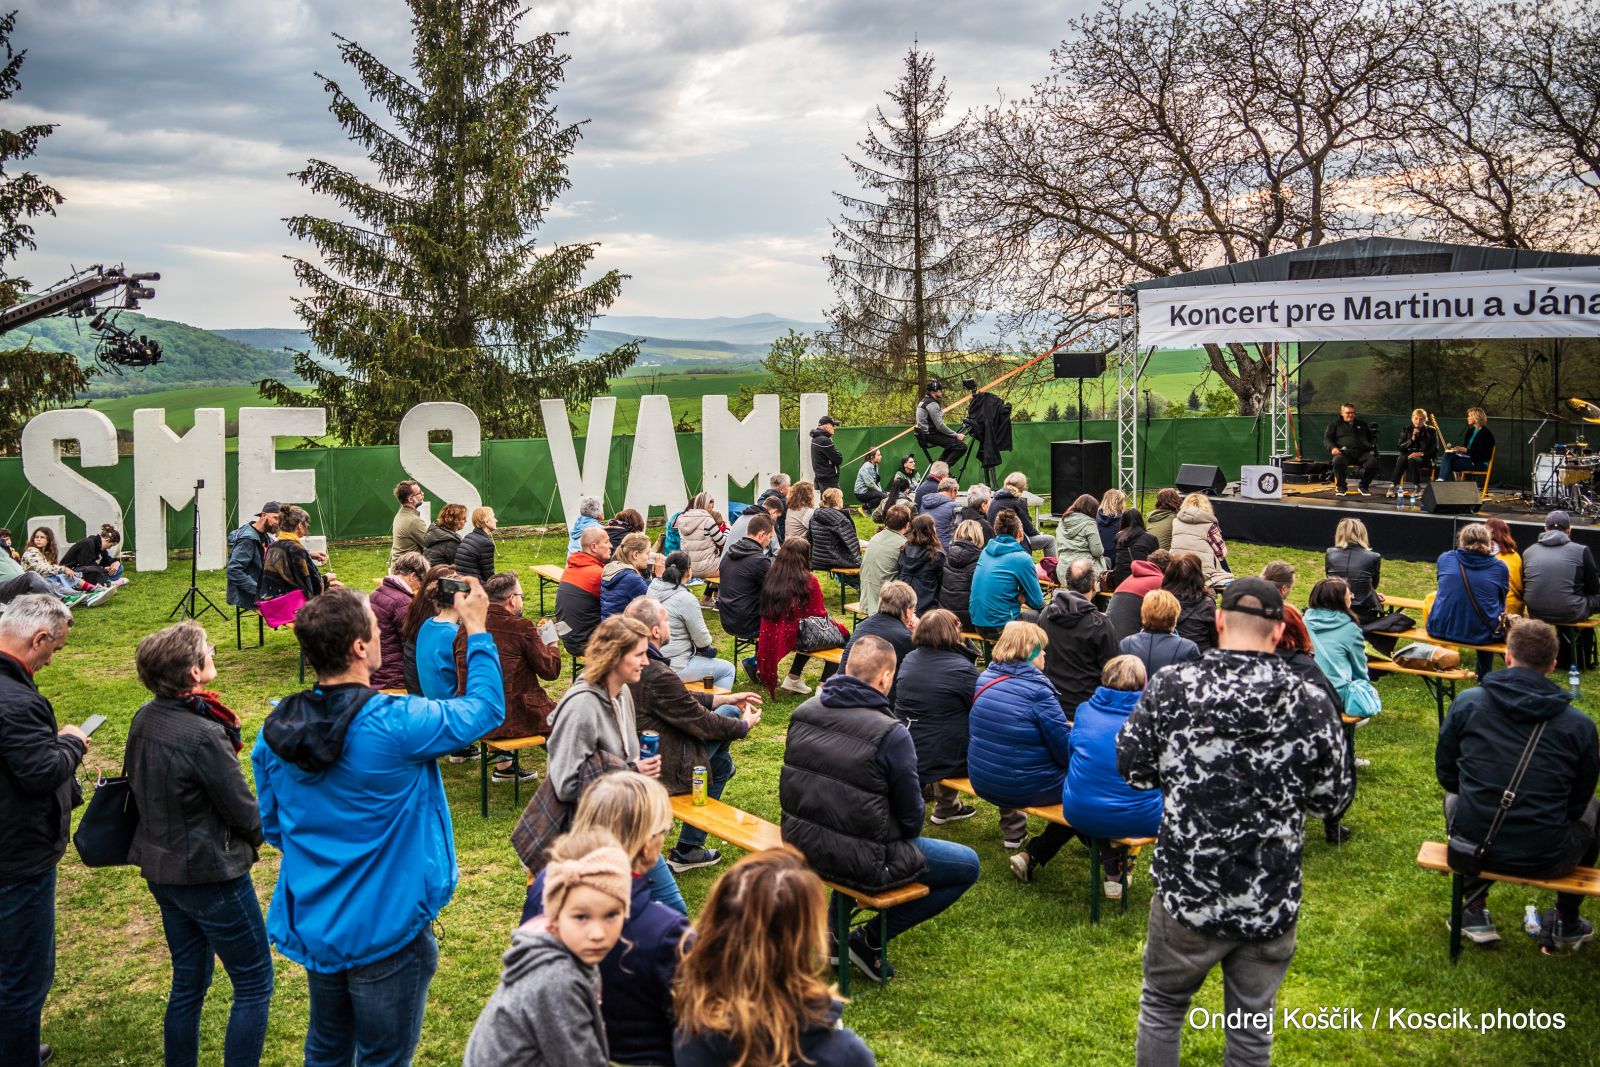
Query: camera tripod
168 478 227 622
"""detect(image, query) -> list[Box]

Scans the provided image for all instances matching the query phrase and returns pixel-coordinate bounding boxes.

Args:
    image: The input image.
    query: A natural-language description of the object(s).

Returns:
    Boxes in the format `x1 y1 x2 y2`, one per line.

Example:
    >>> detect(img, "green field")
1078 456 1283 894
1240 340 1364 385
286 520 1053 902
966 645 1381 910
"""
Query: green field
30 527 1600 1065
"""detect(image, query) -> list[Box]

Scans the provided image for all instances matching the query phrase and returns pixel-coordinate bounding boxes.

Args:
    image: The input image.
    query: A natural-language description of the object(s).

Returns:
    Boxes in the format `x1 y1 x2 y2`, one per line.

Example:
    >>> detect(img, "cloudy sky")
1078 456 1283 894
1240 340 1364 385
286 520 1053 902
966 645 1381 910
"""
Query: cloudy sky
8 0 1082 328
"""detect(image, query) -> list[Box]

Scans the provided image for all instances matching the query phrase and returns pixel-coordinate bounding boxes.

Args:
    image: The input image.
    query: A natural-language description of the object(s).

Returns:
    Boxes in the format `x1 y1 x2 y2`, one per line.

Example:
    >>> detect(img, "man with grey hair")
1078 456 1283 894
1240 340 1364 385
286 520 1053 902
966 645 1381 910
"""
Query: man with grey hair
1039 558 1118 720
756 473 792 543
957 484 996 544
0 594 83 1065
919 477 962 550
567 494 605 554
913 460 950 513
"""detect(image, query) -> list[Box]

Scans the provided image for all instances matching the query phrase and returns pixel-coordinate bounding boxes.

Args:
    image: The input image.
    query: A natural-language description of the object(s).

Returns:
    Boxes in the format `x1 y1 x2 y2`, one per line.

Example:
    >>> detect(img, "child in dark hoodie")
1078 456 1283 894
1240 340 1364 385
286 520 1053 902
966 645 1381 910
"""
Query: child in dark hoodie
464 830 632 1067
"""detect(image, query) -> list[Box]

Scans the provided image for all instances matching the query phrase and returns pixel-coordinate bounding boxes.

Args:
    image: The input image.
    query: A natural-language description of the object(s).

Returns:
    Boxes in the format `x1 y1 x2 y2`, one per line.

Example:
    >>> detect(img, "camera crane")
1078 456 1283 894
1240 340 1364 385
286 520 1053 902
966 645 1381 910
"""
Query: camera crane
0 264 163 370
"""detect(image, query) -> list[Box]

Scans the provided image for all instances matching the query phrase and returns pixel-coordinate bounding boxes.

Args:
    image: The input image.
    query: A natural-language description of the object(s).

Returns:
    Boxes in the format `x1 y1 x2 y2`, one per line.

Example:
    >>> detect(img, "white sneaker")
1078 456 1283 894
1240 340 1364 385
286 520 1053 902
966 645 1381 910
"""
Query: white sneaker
779 676 812 695
1103 879 1124 900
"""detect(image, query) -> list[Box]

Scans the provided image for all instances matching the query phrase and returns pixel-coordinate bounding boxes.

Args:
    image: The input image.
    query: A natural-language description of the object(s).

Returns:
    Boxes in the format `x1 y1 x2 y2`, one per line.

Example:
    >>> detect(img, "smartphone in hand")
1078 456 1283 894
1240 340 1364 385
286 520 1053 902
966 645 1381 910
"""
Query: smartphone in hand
80 714 107 737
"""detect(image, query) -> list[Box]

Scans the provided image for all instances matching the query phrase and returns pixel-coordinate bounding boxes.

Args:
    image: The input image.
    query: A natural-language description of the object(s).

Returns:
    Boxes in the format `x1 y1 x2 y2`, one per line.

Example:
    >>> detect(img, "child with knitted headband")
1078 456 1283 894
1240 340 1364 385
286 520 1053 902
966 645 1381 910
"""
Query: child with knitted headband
465 830 632 1066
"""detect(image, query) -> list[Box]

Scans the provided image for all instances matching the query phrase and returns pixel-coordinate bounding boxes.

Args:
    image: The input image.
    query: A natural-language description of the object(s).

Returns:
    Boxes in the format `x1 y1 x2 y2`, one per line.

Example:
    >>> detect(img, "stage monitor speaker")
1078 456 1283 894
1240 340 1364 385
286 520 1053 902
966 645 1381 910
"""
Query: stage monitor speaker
1053 350 1107 379
1051 440 1113 509
1421 481 1481 514
1174 463 1226 495
1240 465 1282 500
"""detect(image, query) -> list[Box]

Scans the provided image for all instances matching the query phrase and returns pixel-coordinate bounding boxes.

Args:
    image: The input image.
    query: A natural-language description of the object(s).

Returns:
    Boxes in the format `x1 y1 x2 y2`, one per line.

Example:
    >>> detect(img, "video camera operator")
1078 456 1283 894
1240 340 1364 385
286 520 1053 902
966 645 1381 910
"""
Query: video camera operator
916 380 968 465
962 376 1013 487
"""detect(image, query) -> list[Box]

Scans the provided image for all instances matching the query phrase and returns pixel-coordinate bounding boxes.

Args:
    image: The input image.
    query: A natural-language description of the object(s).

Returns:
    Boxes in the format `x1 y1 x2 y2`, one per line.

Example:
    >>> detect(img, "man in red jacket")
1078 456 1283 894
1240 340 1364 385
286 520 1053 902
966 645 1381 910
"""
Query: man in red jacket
556 526 610 656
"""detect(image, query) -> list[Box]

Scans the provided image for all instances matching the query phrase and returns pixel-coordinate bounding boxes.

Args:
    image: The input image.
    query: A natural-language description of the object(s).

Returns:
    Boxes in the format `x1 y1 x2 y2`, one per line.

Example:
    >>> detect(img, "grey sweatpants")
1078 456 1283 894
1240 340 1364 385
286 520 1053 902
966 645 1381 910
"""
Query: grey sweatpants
1135 895 1297 1067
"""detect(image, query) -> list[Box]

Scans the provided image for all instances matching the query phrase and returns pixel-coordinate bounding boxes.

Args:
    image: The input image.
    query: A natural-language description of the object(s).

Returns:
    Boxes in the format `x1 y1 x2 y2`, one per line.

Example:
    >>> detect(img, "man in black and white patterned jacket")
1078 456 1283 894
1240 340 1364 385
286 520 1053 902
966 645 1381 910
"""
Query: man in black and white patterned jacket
1117 577 1353 1067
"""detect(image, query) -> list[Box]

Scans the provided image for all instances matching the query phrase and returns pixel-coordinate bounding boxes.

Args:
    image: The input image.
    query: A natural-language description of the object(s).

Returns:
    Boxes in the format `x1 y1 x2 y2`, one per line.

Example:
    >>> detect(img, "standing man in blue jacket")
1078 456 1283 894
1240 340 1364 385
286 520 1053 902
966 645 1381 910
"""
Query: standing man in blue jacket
253 583 505 1065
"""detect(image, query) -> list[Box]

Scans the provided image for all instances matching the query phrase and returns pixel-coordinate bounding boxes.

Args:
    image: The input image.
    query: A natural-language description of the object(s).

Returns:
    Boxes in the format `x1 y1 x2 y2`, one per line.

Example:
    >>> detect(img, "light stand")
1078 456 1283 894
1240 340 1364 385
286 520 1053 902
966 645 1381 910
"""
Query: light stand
168 478 227 622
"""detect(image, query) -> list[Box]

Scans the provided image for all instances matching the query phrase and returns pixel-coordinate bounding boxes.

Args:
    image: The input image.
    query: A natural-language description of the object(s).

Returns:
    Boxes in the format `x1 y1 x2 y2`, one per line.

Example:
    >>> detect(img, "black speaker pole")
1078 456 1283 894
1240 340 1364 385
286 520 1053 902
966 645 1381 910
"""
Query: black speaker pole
1077 377 1085 444
168 478 227 622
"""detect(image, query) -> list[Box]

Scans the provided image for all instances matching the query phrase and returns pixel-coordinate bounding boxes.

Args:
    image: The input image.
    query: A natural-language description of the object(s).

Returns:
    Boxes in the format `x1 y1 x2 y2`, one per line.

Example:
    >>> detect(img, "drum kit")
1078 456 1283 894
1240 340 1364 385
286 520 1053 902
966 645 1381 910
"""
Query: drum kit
1532 398 1600 513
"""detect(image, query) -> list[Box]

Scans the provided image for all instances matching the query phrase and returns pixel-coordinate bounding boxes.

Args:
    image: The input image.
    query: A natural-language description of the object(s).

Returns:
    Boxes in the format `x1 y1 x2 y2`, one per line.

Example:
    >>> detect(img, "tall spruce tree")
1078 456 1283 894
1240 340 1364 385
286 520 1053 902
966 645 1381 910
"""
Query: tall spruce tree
0 10 88 454
824 46 975 418
263 1 637 443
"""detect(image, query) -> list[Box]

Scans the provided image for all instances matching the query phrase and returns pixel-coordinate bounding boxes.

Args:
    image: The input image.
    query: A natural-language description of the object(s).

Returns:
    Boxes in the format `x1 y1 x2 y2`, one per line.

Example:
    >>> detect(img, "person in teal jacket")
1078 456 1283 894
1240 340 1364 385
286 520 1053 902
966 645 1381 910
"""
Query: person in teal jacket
252 584 505 1064
969 511 1045 636
1304 577 1381 719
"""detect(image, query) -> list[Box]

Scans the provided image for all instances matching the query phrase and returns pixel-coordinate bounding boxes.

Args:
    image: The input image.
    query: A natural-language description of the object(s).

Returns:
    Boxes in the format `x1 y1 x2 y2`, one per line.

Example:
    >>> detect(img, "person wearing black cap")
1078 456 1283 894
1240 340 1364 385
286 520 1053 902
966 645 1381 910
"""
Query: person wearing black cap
225 501 282 611
1521 509 1600 624
1116 576 1352 1067
916 380 967 465
810 415 844 492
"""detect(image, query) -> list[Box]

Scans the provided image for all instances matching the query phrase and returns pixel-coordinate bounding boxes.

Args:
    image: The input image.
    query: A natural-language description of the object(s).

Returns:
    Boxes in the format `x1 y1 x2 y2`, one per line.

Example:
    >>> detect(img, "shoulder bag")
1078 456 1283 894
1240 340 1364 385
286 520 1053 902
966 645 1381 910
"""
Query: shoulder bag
797 614 844 653
1456 557 1508 637
1446 721 1546 877
73 773 140 868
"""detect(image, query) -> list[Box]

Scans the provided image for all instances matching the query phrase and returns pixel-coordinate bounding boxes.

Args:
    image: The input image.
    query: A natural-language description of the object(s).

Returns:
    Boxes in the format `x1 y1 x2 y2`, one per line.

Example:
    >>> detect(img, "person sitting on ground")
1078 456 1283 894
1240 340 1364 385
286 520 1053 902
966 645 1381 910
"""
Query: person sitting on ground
604 508 645 553
624 598 762 875
1040 655 1162 898
556 525 611 656
1324 517 1384 627
912 461 949 514
780 634 980 983
1116 578 1352 1066
1169 492 1230 589
939 520 986 629
808 487 864 573
21 527 97 596
454 574 562 781
970 509 1046 640
854 447 888 515
1305 577 1382 720
517 775 691 1067
600 532 655 622
713 517 774 665
968 621 1072 853
1437 618 1600 952
1104 550 1171 642
859 504 911 615
675 493 728 589
1053 494 1106 584
1109 508 1158 591
918 477 961 550
464 829 632 1067
1486 516 1525 617
568 494 605 554
756 473 792 542
0 537 53 604
454 506 499 583
390 479 428 563
648 550 736 690
757 537 849 696
1146 487 1183 552
254 585 506 1064
840 580 917 704
126 621 272 1067
423 502 467 566
1427 522 1510 646
989 472 1054 554
674 846 878 1067
1521 509 1600 624
895 514 944 613
1096 488 1128 560
226 501 281 612
880 453 919 519
1163 552 1217 652
1040 558 1120 721
1272 582 1357 845
895 608 981 828
783 482 817 543
59 523 125 588
1119 589 1200 678
810 414 844 491
370 551 428 691
259 506 340 603
957 484 996 543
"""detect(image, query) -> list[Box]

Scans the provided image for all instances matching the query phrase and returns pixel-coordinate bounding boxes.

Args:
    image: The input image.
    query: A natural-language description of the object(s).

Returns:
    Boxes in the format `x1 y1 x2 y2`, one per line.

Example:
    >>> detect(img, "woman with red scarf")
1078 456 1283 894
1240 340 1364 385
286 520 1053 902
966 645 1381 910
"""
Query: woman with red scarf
124 621 274 1067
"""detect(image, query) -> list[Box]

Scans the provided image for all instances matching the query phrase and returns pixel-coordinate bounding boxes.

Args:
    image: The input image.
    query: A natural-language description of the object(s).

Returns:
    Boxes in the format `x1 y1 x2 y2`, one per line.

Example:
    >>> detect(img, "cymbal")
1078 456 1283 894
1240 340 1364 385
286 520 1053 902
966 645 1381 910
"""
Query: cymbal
1585 417 1600 425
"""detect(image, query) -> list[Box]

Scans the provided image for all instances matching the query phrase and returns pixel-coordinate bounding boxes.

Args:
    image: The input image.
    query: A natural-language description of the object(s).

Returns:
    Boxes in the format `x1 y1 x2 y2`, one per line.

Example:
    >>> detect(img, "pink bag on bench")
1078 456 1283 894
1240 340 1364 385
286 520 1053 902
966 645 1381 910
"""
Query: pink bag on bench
257 589 307 629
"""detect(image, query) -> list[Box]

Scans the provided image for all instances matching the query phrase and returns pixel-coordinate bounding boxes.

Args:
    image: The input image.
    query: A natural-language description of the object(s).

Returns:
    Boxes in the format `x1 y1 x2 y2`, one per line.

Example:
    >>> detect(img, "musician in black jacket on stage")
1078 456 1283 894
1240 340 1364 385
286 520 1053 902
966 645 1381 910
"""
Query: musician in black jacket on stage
1437 406 1496 484
1388 408 1439 496
1324 403 1380 496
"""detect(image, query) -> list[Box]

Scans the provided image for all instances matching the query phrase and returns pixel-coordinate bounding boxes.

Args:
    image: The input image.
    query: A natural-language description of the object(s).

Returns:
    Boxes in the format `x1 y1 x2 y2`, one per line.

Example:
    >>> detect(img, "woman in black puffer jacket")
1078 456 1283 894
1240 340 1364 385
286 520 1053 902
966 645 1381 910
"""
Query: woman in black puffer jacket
807 488 864 571
894 609 981 821
1164 552 1217 652
895 514 944 613
939 520 986 628
454 505 498 582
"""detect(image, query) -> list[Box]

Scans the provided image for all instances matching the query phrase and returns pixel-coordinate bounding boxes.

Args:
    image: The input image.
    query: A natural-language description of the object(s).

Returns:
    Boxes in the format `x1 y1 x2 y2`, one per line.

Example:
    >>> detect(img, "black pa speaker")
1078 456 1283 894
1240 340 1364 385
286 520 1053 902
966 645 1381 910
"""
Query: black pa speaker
1053 350 1107 379
1051 440 1113 510
1174 463 1226 495
1422 481 1481 514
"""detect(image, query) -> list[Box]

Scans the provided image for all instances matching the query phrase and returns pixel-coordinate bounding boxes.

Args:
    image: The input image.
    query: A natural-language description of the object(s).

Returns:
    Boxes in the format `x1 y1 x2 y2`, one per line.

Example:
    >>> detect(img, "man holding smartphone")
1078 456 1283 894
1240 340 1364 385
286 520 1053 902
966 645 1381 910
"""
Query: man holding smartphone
0 595 82 1066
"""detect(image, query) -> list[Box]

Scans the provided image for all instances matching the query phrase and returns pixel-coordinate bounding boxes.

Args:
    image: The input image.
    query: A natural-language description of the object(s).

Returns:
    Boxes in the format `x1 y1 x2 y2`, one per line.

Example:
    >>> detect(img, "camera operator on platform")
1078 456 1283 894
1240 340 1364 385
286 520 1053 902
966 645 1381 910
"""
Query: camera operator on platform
917 380 968 465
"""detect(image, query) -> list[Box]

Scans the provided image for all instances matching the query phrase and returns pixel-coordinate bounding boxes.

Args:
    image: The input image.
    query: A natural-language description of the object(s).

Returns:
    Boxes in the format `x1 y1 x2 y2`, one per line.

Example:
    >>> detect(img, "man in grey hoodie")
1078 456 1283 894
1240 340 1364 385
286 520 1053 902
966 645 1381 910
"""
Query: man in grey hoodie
1521 510 1600 623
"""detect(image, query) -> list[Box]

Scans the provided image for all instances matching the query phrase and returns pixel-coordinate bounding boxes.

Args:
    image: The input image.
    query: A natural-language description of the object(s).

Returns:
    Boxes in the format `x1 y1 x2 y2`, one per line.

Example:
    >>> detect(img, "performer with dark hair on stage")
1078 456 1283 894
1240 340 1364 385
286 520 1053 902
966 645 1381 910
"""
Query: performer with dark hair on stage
1436 406 1495 483
1387 408 1438 497
1324 403 1379 496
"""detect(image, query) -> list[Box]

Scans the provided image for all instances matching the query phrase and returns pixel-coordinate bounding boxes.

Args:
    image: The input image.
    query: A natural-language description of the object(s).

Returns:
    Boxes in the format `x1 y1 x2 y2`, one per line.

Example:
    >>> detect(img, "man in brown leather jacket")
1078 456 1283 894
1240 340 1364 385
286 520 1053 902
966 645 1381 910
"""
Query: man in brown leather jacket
454 573 560 782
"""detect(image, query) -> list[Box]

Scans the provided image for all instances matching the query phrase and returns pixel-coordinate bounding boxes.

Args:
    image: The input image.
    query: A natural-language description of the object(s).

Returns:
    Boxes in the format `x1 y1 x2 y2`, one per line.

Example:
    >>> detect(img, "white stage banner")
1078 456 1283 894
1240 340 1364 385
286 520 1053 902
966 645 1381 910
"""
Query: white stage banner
1136 266 1600 348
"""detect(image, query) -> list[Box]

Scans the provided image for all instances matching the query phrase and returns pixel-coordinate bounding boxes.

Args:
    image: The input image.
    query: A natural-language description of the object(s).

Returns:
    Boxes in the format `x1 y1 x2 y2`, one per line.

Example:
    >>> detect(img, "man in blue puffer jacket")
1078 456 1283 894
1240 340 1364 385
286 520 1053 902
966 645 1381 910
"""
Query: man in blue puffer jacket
1427 523 1510 647
969 510 1045 638
253 584 505 1064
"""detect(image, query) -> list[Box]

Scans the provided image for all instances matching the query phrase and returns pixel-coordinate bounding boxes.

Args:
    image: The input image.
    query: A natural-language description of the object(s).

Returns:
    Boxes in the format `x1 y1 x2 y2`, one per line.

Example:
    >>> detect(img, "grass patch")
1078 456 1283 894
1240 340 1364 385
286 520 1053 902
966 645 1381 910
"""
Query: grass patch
32 527 1600 1064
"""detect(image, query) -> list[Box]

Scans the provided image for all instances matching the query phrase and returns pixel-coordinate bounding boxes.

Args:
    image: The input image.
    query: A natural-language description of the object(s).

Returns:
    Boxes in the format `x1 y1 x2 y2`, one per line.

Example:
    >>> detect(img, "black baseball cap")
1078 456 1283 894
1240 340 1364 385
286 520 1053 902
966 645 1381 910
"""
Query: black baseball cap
257 501 283 516
926 379 944 393
818 414 839 427
1218 577 1285 620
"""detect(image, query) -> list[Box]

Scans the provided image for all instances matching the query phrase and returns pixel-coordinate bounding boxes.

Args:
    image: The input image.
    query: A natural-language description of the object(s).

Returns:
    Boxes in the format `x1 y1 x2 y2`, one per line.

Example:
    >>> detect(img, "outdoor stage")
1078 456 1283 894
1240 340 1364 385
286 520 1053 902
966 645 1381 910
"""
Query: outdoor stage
1213 485 1600 563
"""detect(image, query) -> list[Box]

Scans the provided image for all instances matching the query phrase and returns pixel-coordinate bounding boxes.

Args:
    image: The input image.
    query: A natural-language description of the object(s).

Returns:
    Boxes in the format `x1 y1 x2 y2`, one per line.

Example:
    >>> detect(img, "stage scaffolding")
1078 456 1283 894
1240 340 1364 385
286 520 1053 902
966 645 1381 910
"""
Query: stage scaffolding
1114 297 1139 495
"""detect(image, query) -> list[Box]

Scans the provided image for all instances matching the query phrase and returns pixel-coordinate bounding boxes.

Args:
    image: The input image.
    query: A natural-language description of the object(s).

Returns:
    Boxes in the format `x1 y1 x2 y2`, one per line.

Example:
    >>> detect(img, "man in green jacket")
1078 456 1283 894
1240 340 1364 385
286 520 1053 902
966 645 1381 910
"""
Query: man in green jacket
390 480 428 563
859 504 911 615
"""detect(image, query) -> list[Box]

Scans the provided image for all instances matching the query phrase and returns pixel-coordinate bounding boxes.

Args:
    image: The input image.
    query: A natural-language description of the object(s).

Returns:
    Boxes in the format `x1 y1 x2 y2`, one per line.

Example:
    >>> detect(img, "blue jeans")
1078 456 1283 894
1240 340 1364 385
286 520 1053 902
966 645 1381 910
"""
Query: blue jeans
674 706 741 853
644 855 688 915
832 837 980 942
0 867 55 1066
675 656 735 691
147 874 274 1067
1438 453 1486 481
304 927 438 1067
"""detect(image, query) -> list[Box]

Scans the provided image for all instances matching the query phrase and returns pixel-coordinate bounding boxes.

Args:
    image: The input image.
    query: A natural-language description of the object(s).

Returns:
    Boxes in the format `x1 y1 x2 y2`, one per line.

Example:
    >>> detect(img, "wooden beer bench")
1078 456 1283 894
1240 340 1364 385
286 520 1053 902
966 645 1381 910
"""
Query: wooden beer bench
527 563 564 615
1365 660 1475 725
1416 841 1600 962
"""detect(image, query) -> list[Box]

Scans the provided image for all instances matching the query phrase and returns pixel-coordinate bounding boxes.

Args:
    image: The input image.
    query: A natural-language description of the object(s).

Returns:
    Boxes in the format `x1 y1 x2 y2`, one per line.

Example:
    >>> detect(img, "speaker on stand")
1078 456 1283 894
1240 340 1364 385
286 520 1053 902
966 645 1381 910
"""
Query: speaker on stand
1051 440 1113 511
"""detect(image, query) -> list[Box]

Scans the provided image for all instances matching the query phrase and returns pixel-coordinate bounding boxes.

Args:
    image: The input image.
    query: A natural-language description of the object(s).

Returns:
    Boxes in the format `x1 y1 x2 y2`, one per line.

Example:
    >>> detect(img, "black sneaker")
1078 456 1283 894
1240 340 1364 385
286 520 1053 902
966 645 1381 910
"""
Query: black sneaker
666 846 722 873
447 744 481 763
847 928 895 981
1541 910 1595 955
929 802 977 825
741 656 760 686
1450 907 1500 945
1324 821 1354 845
491 764 538 783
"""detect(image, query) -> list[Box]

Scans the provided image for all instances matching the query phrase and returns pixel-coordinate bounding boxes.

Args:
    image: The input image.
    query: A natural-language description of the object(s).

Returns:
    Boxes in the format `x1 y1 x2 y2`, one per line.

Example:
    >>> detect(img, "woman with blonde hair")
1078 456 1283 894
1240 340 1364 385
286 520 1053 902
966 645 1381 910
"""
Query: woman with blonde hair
1096 488 1128 559
423 502 468 566
674 846 875 1067
1168 491 1230 588
1324 516 1384 625
1118 589 1199 676
601 531 655 621
520 773 691 1067
1390 407 1438 495
1427 522 1509 646
675 491 727 587
454 505 499 581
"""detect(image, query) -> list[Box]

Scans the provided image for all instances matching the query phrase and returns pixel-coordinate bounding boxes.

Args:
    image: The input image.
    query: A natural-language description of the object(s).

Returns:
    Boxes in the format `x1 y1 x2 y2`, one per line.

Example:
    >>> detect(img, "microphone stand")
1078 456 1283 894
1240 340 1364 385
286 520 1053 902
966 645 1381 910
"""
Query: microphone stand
168 478 227 621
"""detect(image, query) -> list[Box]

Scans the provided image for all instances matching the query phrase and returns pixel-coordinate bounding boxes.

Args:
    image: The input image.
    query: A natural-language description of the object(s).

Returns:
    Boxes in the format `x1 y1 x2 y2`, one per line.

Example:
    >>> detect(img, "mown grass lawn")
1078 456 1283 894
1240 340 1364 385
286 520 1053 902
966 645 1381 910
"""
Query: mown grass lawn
32 524 1600 1066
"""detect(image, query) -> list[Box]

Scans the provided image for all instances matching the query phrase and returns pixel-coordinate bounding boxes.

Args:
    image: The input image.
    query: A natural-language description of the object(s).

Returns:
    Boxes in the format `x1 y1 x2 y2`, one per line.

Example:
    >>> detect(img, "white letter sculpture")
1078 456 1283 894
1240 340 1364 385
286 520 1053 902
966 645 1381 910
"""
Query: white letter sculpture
133 409 227 572
398 402 483 514
20 408 121 541
236 407 328 519
701 394 780 511
623 395 688 518
542 397 616 522
797 392 831 482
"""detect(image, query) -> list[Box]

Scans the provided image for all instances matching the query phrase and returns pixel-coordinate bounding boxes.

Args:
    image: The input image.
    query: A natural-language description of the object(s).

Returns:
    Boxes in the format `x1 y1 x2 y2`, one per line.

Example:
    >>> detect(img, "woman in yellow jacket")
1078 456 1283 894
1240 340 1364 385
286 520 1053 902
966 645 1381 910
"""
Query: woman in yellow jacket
1485 516 1524 616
